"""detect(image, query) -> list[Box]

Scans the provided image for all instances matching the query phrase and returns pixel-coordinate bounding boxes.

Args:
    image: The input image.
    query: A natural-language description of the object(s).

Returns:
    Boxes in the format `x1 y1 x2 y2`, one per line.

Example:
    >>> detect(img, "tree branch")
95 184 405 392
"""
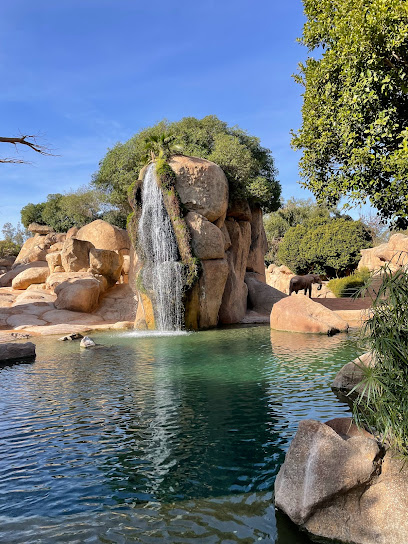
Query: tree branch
0 135 53 156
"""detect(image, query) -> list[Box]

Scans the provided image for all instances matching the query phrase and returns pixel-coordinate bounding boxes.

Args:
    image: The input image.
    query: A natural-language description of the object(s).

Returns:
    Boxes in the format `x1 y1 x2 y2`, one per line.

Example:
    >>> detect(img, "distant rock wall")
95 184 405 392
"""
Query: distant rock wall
359 233 408 271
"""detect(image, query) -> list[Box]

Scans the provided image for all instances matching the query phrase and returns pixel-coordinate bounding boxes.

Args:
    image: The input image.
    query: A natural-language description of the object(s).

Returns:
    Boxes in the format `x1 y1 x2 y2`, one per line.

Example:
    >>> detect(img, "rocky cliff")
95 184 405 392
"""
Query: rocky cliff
129 155 273 330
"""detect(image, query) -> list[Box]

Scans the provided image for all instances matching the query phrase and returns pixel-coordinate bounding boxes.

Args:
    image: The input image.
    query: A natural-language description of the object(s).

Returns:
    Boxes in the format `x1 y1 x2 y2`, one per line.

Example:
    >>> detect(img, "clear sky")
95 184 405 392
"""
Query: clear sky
1 0 315 227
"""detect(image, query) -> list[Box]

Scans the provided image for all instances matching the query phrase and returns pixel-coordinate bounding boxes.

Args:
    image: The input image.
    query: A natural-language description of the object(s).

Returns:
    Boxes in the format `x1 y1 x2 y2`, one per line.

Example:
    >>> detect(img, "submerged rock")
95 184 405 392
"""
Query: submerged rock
80 336 95 348
58 333 84 341
0 342 36 363
332 352 374 397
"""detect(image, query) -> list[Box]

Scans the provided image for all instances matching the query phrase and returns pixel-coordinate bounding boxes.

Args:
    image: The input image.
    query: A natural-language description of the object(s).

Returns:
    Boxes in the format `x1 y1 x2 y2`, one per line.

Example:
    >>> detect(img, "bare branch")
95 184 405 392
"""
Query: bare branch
0 157 27 164
0 133 56 164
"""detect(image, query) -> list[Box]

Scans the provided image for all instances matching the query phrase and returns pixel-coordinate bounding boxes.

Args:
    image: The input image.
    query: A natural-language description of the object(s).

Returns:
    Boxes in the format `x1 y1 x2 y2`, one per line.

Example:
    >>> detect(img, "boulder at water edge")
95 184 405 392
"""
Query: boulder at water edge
184 211 225 260
0 342 36 363
270 295 348 334
332 352 374 396
275 417 408 544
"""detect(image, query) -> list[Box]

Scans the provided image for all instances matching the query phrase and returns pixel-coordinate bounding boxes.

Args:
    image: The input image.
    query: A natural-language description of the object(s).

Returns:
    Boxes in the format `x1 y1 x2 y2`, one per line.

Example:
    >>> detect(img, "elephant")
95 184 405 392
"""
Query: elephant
289 274 322 298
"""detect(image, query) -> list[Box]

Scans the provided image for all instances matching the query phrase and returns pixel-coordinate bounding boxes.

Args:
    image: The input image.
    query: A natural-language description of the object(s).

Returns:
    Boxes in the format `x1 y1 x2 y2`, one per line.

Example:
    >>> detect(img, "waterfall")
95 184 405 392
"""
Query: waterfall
138 163 185 331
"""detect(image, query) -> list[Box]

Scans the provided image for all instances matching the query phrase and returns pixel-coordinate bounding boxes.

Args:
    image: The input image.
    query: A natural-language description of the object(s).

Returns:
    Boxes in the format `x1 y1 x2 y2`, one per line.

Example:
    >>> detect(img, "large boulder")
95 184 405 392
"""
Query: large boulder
61 238 94 272
275 417 408 544
185 258 229 329
28 223 54 235
218 218 252 324
54 276 101 313
13 235 49 267
185 211 225 260
46 271 97 292
46 252 63 274
270 295 349 334
88 248 123 285
93 284 137 323
169 156 229 223
0 262 49 288
246 207 268 281
226 199 252 222
266 264 294 293
75 219 130 252
245 272 286 315
11 264 50 290
358 234 408 272
0 342 36 363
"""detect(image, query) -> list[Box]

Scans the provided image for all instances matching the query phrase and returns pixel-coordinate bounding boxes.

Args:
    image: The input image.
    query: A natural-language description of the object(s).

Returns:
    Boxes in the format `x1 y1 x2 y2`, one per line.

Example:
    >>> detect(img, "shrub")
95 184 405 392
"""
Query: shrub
0 240 21 258
278 217 372 277
92 115 281 213
327 268 371 297
353 264 408 455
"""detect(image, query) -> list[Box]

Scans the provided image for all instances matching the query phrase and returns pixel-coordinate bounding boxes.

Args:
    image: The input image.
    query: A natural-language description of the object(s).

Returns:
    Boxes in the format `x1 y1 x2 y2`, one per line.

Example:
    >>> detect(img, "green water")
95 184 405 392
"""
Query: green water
0 325 361 543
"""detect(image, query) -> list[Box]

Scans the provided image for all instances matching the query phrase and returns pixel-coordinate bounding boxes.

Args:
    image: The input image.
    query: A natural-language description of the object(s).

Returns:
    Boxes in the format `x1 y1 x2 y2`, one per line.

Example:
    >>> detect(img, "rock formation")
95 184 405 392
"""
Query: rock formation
129 155 277 330
0 341 36 363
270 295 349 334
275 417 408 544
0 220 136 335
358 233 408 272
332 352 374 396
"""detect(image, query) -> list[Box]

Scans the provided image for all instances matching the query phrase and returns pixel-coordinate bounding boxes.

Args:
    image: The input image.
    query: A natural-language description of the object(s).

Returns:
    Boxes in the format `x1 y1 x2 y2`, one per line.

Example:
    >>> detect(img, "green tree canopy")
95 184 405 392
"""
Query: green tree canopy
92 116 281 213
293 0 408 227
20 188 124 232
277 216 372 277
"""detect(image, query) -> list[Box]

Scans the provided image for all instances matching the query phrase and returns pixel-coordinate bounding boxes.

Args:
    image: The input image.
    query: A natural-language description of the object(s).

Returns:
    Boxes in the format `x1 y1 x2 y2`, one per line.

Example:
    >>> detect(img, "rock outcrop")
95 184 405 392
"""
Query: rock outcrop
275 417 408 544
332 352 374 396
169 156 229 222
270 295 349 334
0 341 36 363
76 219 130 252
0 220 135 334
358 233 408 272
132 156 277 330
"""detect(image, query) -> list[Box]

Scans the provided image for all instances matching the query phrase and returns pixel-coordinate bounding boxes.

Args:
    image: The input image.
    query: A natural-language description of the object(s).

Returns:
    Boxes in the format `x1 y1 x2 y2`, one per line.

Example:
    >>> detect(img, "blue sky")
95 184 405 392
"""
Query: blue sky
1 0 320 227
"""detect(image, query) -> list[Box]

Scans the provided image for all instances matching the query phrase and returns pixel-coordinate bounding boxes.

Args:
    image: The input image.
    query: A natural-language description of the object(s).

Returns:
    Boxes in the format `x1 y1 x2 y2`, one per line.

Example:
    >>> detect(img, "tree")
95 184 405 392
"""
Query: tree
0 135 52 164
277 216 372 277
93 116 281 214
263 198 334 264
292 0 408 228
1 222 29 245
20 188 121 232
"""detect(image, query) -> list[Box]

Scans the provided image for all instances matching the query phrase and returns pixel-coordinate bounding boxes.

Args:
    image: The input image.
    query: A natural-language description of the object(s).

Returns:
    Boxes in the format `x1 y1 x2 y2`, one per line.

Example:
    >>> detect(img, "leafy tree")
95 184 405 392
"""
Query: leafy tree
263 198 334 264
277 216 372 277
293 0 408 227
0 240 21 258
21 202 46 228
93 116 281 213
20 188 123 232
2 222 29 245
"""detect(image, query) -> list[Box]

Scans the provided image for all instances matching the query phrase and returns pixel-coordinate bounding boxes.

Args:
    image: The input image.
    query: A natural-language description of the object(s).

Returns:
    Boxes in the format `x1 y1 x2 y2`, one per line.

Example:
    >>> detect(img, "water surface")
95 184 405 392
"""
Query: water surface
0 326 361 543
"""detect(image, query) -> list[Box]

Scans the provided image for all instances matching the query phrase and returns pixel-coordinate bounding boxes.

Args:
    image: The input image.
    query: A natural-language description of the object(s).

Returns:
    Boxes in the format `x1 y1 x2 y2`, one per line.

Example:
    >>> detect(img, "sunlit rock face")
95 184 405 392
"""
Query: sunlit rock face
131 155 275 331
275 417 408 544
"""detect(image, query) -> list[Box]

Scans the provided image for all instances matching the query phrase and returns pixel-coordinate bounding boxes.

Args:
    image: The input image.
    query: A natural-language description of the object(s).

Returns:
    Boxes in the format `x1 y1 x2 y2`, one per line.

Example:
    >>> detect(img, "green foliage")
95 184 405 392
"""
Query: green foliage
0 240 21 258
263 198 338 265
327 267 371 297
278 217 372 276
92 116 281 213
20 202 46 228
2 222 29 245
293 0 408 227
20 188 126 232
143 132 183 163
353 264 408 455
155 157 177 190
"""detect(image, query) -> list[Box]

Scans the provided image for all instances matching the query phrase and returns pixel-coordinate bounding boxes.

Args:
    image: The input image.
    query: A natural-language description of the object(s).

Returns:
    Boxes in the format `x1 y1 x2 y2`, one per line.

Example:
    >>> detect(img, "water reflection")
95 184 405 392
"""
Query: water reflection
0 326 360 542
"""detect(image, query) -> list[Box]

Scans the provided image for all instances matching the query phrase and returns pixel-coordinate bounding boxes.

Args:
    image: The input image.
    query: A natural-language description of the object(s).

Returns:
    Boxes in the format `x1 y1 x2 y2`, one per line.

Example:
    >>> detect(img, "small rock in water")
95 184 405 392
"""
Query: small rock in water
58 333 84 342
80 336 96 348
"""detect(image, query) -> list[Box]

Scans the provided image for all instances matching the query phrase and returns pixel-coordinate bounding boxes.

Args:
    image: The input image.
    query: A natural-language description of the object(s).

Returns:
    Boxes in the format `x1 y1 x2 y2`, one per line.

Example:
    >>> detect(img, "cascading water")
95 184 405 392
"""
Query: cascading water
138 163 185 331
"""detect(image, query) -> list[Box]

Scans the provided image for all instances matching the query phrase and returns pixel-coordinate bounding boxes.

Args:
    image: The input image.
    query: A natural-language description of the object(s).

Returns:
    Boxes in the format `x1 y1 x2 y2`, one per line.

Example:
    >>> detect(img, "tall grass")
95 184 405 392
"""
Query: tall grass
354 260 408 455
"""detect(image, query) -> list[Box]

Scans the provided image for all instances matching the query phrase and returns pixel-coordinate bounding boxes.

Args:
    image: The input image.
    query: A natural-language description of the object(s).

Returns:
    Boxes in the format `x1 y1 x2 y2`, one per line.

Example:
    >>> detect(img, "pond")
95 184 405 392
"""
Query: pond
0 326 362 543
